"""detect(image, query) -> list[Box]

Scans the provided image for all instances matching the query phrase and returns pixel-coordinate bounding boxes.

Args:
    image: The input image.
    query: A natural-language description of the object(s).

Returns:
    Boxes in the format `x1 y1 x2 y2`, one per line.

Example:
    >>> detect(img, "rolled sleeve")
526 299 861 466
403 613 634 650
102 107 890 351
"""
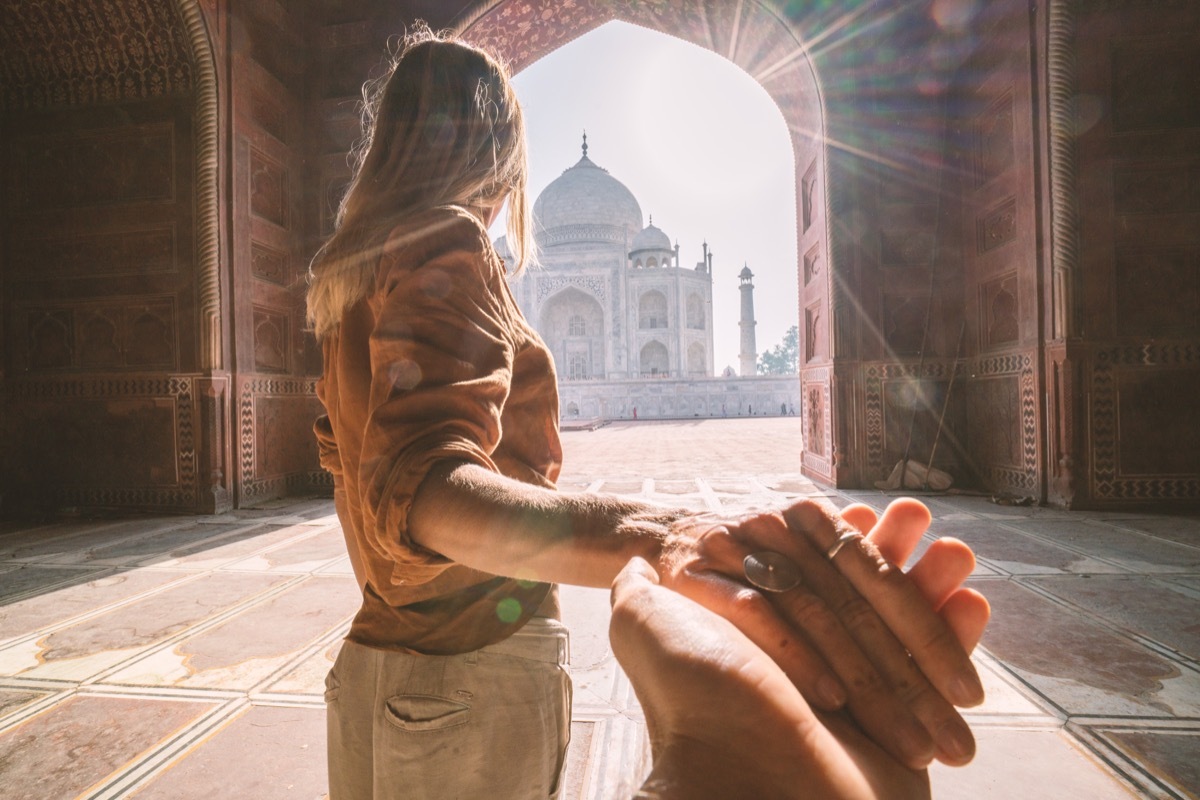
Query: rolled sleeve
359 231 515 583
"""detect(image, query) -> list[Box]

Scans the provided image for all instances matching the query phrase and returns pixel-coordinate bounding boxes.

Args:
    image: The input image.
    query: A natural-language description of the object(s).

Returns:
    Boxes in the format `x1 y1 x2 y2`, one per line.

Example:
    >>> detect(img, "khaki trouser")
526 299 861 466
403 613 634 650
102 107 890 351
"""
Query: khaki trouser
325 618 572 800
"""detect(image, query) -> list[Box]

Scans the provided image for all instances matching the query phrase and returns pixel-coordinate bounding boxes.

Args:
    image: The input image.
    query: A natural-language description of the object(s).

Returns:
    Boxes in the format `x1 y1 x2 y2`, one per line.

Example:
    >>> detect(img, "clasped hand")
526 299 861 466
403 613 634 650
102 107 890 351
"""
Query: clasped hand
650 498 990 771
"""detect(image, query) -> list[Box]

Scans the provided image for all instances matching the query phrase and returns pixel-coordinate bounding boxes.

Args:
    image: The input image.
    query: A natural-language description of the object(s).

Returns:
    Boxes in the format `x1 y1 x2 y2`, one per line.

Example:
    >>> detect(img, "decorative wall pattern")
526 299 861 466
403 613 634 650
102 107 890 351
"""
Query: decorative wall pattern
537 275 608 304
18 300 178 372
10 226 176 278
982 273 1019 348
801 366 832 477
803 244 821 287
972 352 1039 493
863 361 951 477
0 0 194 111
249 148 289 227
5 376 198 508
977 198 1017 253
975 91 1014 187
1091 344 1200 500
251 242 288 285
13 124 175 209
238 377 327 501
253 309 289 373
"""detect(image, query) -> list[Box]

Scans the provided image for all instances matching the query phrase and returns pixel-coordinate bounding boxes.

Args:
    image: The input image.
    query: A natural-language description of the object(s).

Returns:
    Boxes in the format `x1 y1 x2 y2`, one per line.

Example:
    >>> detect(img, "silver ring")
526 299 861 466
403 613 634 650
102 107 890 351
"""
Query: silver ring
826 530 863 561
743 551 802 593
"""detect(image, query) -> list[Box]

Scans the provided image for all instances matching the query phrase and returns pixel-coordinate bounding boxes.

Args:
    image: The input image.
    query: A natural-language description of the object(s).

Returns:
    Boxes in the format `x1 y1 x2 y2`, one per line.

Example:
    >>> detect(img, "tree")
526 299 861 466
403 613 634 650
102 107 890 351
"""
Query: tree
758 325 799 375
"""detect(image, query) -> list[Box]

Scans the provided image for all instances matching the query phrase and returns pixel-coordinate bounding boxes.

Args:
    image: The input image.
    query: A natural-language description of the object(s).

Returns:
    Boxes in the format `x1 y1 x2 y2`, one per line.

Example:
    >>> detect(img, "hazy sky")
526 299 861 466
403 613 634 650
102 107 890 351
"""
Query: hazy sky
491 20 798 372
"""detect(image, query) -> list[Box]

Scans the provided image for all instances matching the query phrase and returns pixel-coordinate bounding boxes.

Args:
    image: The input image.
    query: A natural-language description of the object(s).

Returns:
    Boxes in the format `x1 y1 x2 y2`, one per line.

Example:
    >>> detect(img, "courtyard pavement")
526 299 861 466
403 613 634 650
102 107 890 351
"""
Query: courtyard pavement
0 418 1196 798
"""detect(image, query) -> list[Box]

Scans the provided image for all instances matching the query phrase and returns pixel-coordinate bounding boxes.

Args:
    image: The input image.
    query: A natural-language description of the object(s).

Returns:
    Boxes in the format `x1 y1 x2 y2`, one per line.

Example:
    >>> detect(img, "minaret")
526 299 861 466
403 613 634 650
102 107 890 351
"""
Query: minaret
739 264 757 376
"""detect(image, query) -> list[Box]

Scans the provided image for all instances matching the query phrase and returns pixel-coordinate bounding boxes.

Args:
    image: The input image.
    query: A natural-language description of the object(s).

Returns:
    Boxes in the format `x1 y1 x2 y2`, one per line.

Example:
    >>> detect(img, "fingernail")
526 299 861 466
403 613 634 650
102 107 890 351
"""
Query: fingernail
816 676 846 709
899 720 935 766
937 722 974 762
951 672 985 707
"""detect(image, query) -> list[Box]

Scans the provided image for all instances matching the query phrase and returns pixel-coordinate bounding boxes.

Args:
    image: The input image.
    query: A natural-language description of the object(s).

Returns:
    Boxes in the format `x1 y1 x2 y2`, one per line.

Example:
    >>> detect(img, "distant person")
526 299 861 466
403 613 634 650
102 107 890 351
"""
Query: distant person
308 25 985 799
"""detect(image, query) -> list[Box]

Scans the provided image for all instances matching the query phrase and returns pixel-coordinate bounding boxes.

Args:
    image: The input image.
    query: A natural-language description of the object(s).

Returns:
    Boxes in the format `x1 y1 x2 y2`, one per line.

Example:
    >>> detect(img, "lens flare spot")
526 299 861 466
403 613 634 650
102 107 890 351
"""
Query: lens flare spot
390 359 421 390
496 597 522 623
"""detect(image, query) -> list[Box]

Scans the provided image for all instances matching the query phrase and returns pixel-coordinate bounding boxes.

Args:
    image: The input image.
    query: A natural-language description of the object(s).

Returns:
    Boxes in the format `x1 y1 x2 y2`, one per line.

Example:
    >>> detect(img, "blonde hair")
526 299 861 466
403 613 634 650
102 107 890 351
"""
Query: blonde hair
306 25 533 338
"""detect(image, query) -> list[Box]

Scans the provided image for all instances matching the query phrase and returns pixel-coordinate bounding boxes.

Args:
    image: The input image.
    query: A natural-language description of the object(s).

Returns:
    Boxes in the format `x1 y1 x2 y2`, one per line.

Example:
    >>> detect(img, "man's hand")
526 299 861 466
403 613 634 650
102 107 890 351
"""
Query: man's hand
655 497 989 769
611 557 932 800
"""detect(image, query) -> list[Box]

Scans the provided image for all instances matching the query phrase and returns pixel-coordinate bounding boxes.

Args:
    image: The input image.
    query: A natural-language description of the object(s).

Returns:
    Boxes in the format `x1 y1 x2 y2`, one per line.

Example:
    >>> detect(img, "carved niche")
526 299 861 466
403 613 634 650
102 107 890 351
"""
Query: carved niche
802 159 819 233
883 294 926 355
251 242 288 285
982 273 1020 348
803 244 821 286
807 386 825 456
805 302 821 363
253 308 289 373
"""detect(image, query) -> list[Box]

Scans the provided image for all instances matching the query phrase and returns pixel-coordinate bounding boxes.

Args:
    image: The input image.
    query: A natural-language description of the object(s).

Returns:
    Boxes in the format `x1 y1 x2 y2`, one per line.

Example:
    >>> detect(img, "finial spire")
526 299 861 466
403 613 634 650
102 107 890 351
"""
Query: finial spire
582 129 588 158
649 214 653 225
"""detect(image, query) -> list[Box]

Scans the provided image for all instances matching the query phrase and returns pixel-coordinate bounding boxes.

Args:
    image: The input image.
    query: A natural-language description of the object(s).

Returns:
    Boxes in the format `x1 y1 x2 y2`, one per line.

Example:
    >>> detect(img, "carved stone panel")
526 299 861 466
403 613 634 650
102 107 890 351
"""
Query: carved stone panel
1117 369 1200 475
253 308 289 373
805 302 821 363
15 124 175 209
125 305 176 367
880 230 934 266
803 244 821 287
249 148 288 228
251 242 288 285
806 385 825 456
1092 346 1200 501
967 376 1022 469
1112 40 1200 133
1113 166 1200 215
21 302 176 372
975 91 1014 187
1114 247 1200 337
27 311 74 370
977 197 1017 253
802 159 818 233
10 226 176 279
883 294 926 355
982 273 1020 348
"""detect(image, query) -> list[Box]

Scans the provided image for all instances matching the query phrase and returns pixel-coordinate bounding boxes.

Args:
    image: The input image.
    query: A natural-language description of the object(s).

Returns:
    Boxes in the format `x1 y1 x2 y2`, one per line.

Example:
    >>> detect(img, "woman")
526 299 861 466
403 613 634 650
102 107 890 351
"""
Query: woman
308 26 987 800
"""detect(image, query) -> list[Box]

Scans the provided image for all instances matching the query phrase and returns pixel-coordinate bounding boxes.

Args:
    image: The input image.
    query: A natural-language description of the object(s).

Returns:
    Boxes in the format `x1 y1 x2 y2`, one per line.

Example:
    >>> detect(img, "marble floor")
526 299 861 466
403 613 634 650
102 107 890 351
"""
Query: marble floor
0 418 1196 799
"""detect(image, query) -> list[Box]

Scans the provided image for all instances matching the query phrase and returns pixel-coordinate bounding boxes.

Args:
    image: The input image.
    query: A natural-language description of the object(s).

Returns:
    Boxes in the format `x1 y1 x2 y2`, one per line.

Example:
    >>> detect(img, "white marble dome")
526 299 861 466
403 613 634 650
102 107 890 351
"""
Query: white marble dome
533 143 642 245
631 221 671 253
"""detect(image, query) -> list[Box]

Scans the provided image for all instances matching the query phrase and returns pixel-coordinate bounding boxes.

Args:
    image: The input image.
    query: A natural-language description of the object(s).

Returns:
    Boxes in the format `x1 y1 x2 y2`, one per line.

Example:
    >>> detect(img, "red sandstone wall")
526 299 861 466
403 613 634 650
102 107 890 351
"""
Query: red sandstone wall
0 0 207 514
1067 1 1200 506
228 1 327 506
950 0 1044 500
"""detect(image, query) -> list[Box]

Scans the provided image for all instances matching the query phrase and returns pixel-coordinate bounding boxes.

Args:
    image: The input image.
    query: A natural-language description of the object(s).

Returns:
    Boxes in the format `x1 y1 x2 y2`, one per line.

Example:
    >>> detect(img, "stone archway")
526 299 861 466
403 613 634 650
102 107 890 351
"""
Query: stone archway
457 0 835 478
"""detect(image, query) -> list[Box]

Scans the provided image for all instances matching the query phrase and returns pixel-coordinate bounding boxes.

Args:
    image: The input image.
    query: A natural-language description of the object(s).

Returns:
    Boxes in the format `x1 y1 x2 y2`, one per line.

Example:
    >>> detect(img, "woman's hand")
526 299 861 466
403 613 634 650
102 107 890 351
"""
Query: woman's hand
655 497 989 769
611 557 932 800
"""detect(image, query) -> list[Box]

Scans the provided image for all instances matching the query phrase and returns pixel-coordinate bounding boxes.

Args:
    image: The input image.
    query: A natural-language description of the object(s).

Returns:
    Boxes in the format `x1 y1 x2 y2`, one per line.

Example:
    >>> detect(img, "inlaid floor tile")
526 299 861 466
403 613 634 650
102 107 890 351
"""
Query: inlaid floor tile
105 575 359 690
0 694 215 800
0 572 289 680
127 704 327 800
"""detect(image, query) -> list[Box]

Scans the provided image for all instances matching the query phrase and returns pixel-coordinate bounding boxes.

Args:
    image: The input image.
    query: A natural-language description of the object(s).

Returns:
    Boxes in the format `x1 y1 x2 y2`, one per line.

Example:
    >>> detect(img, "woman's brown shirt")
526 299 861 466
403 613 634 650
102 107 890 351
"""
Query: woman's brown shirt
315 207 562 654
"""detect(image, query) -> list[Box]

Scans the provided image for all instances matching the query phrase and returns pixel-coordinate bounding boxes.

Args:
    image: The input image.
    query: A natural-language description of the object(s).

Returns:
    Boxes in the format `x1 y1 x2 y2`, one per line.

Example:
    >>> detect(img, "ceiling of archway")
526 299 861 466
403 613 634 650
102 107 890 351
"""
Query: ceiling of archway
0 0 193 112
457 0 823 144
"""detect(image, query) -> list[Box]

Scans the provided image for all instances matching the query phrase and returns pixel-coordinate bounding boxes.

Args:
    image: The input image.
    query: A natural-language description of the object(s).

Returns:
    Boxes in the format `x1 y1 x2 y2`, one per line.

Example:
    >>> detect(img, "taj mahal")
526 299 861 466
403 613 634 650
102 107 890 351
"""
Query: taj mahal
496 135 801 422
